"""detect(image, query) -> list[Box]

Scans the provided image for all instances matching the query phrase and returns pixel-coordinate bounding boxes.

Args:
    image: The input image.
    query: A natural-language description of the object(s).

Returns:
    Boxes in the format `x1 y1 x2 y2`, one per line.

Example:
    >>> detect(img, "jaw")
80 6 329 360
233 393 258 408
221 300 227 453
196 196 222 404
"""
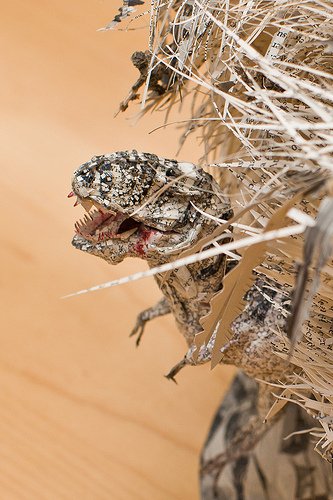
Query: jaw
70 184 210 264
72 227 161 264
71 202 205 264
71 202 170 264
72 234 134 264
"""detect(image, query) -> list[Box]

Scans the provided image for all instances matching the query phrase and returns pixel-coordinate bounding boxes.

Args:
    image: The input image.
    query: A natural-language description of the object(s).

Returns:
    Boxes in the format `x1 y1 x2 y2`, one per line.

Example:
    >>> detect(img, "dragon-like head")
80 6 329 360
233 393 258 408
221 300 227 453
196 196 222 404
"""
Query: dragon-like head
70 150 230 264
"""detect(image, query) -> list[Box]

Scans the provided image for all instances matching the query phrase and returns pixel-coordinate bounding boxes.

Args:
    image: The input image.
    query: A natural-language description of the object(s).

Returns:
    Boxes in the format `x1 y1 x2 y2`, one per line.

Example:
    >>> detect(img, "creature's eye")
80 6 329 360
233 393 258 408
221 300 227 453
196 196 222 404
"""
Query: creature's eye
166 168 175 176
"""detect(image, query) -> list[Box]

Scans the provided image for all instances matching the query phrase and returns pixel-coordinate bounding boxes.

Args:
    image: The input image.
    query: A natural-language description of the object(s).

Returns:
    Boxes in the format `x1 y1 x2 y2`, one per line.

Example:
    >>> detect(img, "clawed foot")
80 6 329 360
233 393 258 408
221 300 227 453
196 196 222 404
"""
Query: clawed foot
129 317 147 347
129 298 171 347
164 358 188 383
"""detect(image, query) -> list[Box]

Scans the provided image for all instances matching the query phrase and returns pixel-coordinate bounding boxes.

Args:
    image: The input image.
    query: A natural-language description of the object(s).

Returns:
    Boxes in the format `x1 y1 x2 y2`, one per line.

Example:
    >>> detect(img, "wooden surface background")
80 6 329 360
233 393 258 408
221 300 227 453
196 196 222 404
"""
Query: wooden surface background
0 1 234 498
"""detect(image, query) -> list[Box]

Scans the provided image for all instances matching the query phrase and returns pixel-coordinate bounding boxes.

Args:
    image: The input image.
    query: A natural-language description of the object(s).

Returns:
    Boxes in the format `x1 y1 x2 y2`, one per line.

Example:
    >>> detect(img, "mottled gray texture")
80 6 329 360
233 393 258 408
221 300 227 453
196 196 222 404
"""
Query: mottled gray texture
70 151 331 498
71 150 288 380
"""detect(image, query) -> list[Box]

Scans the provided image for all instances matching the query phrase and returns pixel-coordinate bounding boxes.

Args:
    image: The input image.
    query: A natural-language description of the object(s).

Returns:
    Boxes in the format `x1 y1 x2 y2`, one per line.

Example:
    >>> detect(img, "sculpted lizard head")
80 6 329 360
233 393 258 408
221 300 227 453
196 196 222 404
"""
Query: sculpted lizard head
70 150 230 264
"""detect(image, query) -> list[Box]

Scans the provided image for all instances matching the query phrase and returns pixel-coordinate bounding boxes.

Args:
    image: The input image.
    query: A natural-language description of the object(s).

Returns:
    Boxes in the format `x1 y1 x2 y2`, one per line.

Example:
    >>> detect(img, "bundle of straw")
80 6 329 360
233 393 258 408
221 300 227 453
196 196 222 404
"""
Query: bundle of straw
106 0 333 461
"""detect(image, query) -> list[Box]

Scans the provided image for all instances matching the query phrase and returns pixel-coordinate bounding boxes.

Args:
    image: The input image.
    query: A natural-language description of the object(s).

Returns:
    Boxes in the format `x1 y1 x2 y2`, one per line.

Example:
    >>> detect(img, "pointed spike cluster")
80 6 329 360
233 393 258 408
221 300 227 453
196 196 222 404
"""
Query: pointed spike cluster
75 207 106 237
74 221 82 234
73 202 122 241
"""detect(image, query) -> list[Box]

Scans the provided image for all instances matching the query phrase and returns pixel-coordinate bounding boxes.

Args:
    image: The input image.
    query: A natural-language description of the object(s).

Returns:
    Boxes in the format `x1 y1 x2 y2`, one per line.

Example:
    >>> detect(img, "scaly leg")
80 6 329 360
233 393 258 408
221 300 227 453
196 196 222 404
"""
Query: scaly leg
130 297 171 346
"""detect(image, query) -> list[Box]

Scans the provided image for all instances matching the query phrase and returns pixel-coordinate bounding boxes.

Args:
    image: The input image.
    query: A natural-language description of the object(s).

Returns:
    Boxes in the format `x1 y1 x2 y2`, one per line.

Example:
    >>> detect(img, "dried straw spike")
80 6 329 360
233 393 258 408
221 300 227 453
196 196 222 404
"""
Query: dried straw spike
113 0 333 460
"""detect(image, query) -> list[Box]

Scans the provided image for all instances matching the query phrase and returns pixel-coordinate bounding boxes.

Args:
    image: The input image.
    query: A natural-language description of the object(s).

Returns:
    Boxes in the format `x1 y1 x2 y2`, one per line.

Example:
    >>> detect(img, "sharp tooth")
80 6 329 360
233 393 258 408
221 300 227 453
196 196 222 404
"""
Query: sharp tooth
84 214 90 223
92 201 105 212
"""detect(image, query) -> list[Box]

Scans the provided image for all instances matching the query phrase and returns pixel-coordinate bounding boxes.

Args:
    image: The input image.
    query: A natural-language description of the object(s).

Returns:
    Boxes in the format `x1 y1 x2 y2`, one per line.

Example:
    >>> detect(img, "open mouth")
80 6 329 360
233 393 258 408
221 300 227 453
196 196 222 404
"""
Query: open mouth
73 199 141 244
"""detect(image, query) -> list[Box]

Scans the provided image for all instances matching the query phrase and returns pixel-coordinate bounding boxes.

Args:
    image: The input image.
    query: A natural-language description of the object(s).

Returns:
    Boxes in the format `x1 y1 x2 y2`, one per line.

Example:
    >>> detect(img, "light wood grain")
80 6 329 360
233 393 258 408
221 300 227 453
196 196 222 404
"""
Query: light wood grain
0 1 235 498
